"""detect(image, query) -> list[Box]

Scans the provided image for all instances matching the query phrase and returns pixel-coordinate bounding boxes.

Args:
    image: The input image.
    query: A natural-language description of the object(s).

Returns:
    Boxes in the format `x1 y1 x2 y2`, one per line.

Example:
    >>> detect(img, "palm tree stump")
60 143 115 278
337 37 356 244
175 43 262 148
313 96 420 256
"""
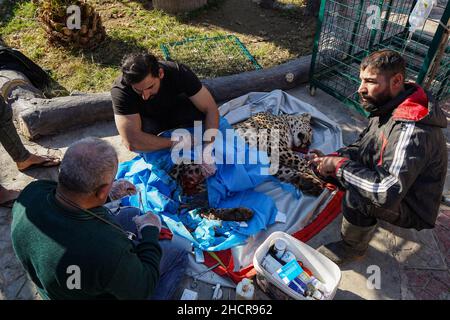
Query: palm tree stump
153 0 208 14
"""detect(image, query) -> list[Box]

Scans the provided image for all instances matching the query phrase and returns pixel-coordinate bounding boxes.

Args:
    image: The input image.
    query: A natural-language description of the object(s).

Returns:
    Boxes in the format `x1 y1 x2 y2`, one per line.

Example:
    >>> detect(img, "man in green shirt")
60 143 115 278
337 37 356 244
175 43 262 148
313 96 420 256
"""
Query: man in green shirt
11 137 188 299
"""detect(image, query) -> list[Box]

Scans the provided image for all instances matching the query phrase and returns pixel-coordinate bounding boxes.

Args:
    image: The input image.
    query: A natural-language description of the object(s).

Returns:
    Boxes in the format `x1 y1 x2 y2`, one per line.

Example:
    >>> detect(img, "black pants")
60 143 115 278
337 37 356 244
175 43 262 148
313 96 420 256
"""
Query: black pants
342 196 431 231
141 96 206 135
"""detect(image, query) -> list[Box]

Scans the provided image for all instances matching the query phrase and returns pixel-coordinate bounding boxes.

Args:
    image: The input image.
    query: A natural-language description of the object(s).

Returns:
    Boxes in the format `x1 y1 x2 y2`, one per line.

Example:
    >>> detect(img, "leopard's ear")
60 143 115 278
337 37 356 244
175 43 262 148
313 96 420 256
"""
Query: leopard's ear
301 113 312 121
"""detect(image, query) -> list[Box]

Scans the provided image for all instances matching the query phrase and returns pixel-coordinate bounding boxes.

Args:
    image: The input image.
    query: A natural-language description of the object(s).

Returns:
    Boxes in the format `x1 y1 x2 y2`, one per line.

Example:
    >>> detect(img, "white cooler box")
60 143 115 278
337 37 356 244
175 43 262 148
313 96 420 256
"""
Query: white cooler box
253 231 341 300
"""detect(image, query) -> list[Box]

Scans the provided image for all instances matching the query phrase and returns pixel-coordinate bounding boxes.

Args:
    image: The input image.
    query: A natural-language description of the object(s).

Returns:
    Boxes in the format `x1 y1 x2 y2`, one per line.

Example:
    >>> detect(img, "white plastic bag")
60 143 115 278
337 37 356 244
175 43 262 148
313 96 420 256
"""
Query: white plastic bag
409 0 437 33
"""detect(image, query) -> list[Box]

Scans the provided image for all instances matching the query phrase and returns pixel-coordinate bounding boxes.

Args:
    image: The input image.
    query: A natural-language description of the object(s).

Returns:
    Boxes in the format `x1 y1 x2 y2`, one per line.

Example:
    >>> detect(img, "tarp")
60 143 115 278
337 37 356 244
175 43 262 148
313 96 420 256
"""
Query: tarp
216 90 343 271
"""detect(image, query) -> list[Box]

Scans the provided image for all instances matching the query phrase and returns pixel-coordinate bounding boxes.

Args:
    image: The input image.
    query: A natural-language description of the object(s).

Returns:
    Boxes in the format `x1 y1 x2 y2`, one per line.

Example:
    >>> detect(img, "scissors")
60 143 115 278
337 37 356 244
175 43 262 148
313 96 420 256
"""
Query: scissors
138 190 145 213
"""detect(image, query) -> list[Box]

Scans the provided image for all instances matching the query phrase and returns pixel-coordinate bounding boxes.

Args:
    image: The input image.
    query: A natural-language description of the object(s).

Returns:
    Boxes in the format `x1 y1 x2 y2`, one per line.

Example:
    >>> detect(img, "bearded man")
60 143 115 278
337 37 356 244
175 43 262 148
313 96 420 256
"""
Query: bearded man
310 50 447 265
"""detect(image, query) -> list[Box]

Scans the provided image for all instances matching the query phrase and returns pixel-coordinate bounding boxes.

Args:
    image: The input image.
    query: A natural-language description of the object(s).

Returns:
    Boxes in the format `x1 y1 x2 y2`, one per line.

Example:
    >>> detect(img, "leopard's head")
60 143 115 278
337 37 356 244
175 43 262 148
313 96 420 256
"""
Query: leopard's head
286 113 313 148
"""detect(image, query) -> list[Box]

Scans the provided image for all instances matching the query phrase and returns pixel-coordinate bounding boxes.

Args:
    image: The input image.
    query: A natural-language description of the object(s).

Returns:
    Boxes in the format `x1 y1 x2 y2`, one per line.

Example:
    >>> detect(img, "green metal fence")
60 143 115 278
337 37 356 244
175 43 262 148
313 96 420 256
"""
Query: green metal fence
309 0 450 116
160 35 262 79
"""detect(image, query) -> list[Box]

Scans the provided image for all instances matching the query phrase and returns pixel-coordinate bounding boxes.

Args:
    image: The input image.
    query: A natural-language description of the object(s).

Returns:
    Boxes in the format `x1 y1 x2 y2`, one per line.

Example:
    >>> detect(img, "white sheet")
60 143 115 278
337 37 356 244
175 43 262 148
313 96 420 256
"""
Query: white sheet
184 90 343 286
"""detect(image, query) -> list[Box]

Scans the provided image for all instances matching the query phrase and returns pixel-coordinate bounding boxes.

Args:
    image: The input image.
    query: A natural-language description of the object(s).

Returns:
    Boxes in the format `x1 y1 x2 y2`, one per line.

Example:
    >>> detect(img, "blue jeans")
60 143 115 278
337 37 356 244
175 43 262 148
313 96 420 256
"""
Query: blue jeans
108 206 189 300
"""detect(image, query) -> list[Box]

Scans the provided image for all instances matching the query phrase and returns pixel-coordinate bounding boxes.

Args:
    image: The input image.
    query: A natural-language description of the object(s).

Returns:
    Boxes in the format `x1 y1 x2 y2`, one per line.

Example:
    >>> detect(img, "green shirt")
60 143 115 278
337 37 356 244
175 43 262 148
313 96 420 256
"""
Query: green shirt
11 180 162 300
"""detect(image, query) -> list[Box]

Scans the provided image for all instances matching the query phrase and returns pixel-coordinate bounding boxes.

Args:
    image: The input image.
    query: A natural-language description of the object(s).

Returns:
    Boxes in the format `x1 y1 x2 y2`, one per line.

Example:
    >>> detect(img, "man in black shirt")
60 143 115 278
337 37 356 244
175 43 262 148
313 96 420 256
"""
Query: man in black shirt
111 52 220 152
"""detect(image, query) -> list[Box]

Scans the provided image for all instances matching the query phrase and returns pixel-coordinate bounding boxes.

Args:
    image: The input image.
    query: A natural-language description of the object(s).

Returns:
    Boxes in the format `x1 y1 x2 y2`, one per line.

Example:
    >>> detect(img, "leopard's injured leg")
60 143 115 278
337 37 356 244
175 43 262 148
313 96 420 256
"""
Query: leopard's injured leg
276 165 324 196
199 207 254 221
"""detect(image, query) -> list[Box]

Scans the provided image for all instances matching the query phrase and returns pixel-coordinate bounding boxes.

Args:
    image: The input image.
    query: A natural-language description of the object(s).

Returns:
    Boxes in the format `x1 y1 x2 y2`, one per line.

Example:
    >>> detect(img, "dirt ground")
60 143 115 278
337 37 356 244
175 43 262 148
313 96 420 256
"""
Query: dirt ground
187 0 317 65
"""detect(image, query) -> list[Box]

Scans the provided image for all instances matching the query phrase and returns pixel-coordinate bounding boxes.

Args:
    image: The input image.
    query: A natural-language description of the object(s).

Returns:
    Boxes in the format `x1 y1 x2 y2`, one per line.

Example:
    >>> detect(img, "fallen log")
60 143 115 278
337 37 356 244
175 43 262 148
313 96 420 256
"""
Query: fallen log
17 92 114 139
1 55 311 140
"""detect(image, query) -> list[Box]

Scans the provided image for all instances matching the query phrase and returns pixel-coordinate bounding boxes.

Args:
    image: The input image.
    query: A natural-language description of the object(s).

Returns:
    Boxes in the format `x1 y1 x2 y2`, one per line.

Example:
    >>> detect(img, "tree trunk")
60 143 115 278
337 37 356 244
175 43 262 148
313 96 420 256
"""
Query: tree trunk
153 0 208 14
203 55 311 104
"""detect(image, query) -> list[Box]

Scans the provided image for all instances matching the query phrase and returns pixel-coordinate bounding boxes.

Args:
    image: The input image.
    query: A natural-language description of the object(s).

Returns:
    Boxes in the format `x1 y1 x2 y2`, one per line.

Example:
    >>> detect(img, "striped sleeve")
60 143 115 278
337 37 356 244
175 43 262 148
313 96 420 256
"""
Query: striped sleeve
335 123 427 208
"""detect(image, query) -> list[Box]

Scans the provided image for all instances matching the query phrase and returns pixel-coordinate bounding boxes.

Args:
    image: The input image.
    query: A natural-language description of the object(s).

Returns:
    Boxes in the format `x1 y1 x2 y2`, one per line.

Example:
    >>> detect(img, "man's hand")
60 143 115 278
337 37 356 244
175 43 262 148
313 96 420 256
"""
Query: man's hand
189 86 220 141
114 114 173 152
311 156 347 177
133 211 162 233
200 142 217 177
109 179 137 200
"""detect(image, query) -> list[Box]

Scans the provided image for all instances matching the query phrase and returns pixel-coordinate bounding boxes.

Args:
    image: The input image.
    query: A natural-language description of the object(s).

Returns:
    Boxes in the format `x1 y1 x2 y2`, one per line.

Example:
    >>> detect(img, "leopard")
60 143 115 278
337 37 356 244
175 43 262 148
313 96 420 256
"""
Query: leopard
232 112 324 196
169 112 324 197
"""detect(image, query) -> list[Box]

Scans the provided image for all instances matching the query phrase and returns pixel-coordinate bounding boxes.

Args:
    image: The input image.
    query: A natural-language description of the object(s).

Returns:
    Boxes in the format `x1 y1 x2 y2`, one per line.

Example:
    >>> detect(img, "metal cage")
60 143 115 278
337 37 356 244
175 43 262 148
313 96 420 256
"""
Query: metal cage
309 0 450 115
160 35 262 79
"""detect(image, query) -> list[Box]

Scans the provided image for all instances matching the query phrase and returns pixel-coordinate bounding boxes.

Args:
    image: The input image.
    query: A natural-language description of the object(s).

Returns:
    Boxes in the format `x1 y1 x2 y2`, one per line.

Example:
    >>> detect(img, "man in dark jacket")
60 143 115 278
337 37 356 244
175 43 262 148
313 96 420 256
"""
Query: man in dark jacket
312 50 447 265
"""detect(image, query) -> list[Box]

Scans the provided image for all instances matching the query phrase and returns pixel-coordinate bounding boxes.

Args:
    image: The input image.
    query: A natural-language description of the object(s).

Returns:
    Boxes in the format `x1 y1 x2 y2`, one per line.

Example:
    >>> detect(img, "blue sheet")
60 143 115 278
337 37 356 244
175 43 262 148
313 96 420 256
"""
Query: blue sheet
116 117 300 251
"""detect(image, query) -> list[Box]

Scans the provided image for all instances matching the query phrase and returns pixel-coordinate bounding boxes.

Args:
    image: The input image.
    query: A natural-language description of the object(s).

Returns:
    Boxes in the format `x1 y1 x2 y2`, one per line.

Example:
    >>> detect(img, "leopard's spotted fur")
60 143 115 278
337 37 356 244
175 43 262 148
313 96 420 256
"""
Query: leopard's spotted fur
170 112 324 197
232 112 323 196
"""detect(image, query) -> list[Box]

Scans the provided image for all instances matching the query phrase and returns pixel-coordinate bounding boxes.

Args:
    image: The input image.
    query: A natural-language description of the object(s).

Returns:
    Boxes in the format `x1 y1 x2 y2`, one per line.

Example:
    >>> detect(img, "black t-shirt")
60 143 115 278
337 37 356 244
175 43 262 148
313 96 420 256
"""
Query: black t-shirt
110 61 203 119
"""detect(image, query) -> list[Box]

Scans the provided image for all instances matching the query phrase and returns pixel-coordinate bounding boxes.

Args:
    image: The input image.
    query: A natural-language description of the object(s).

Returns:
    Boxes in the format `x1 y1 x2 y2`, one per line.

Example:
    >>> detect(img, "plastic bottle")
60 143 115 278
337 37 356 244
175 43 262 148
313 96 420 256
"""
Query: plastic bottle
312 289 323 300
272 238 287 259
296 265 312 284
236 278 255 300
280 250 296 264
288 278 307 296
309 276 327 293
261 254 284 274
408 0 437 33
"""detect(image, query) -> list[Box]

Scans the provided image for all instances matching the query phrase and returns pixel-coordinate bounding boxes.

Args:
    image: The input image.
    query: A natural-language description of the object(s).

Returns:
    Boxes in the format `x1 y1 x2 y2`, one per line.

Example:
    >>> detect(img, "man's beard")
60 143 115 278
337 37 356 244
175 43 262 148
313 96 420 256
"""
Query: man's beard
359 89 393 114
